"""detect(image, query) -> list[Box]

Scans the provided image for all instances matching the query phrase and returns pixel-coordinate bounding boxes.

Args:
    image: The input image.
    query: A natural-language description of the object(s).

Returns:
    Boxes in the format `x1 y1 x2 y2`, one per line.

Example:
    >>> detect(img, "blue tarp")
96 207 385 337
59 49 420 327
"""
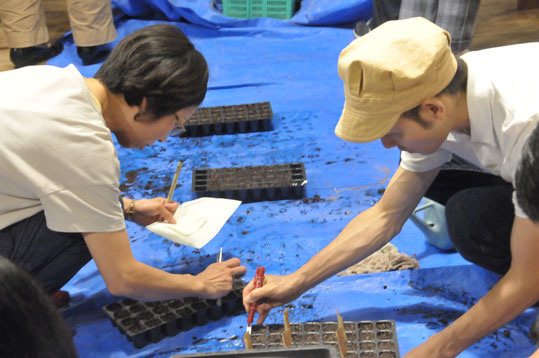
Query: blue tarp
46 1 537 357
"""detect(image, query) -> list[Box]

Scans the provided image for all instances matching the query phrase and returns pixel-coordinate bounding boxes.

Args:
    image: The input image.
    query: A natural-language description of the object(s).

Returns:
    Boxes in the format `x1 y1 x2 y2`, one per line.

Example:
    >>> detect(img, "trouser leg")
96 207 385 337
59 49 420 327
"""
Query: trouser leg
66 0 116 47
399 0 481 53
0 0 49 48
424 166 514 275
444 184 514 275
370 0 402 28
0 211 91 295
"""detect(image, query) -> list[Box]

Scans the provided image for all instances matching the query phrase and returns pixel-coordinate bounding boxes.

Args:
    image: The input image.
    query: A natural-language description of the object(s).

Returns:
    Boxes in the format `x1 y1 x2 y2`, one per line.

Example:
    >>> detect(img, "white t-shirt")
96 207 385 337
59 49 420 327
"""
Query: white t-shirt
400 42 539 219
0 65 125 232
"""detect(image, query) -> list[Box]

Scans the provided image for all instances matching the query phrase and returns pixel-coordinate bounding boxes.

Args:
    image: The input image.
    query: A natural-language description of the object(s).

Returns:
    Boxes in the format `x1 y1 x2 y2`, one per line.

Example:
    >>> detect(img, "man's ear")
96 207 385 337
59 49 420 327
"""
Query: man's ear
420 97 445 122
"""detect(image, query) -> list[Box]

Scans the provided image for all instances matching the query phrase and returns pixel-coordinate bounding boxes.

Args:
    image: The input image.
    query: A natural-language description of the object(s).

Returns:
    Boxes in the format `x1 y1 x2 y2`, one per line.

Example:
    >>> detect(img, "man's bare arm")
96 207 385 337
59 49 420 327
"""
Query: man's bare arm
294 165 440 289
243 165 440 321
404 217 539 357
83 230 246 301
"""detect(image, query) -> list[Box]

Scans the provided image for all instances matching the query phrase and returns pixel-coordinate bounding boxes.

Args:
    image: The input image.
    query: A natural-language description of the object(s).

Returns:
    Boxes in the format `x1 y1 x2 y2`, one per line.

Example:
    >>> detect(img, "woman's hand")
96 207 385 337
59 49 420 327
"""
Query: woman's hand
127 197 179 226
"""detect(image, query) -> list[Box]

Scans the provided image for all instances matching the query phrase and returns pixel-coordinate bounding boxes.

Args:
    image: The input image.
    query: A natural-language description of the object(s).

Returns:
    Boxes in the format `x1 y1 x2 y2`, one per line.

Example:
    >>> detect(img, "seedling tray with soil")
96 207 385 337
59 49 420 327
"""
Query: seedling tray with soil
192 163 307 202
170 346 340 358
182 102 273 137
102 280 245 348
248 320 400 358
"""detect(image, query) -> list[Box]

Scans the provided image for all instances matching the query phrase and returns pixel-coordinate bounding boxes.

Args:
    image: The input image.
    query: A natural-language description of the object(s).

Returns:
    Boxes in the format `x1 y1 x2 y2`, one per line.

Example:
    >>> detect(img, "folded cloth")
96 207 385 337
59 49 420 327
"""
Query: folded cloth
338 243 419 275
146 197 241 249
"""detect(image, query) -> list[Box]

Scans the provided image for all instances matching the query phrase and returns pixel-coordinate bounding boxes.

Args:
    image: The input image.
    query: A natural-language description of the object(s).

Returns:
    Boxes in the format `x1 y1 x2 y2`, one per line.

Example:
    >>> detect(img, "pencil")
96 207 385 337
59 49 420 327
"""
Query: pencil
166 160 183 203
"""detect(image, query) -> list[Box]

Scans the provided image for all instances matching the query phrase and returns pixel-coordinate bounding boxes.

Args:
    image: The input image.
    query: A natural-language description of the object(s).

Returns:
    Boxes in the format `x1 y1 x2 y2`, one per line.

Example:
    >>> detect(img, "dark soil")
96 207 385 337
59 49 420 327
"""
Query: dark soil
146 318 161 328
378 341 394 349
268 334 282 343
303 323 321 332
322 323 338 331
268 324 284 333
305 334 321 343
359 342 376 350
106 303 123 312
168 300 184 309
377 331 392 339
359 332 375 340
136 312 153 321
129 304 144 313
161 313 176 322
153 306 169 314
376 322 392 330
113 310 130 319
176 307 193 317
358 322 374 331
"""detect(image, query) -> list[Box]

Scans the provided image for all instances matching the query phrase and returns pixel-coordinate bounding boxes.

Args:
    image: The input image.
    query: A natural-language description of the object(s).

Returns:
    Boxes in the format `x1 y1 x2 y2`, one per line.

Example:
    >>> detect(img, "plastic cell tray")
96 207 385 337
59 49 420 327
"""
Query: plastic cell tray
249 320 400 358
102 281 245 348
192 163 307 202
171 346 339 358
183 102 273 137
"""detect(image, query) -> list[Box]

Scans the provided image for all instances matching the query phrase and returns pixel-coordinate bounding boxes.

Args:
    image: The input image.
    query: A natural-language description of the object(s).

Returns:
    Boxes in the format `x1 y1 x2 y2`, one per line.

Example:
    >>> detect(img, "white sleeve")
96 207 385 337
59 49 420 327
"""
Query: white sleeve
41 185 125 233
400 148 452 173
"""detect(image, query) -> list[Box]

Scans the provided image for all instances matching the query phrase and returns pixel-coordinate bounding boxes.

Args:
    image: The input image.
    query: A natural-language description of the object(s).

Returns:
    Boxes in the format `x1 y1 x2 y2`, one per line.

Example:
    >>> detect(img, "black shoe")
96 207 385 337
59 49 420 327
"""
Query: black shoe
353 20 371 39
10 40 64 68
77 45 111 66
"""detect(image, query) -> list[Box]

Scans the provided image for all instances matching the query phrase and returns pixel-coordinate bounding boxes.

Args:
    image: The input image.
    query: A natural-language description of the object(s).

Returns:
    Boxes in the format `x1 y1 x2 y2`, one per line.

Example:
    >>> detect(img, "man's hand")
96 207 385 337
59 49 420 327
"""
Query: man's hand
128 197 179 226
242 273 305 324
195 258 247 299
403 336 451 358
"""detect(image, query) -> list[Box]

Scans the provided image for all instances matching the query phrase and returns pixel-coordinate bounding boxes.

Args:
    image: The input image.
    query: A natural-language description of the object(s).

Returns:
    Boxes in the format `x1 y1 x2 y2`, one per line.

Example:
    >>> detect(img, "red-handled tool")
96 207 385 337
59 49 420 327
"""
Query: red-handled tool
246 266 265 334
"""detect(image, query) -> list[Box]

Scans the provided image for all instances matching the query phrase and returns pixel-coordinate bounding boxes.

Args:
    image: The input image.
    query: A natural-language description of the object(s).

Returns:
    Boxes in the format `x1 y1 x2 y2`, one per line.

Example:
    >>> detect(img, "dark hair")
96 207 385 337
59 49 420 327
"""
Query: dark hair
515 122 539 222
95 24 209 119
0 256 78 357
402 57 468 128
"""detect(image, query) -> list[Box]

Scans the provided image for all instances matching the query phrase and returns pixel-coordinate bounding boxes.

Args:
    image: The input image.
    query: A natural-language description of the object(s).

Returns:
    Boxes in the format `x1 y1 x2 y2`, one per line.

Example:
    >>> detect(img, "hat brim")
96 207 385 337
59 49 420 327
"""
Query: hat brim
335 100 401 143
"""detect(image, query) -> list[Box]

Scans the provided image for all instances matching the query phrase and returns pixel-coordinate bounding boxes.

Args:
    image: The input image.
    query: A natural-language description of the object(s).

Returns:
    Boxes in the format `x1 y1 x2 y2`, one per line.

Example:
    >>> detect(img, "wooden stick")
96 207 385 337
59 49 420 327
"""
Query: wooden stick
243 331 253 350
166 160 183 203
282 308 292 347
335 310 347 358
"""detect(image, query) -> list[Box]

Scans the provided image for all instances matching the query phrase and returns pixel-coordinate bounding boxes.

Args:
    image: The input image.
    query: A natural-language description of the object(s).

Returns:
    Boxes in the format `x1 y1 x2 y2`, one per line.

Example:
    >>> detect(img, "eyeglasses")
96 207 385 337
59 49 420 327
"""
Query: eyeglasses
170 114 187 137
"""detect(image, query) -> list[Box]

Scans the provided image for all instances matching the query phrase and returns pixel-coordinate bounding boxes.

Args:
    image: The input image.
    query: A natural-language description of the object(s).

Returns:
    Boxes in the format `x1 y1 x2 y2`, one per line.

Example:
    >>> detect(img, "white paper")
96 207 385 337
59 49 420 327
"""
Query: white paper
146 197 241 249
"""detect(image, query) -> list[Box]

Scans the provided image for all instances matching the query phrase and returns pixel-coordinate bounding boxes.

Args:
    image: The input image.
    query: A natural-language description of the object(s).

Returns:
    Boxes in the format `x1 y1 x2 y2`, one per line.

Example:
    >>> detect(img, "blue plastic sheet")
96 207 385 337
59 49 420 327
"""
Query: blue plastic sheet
110 0 373 27
44 2 538 357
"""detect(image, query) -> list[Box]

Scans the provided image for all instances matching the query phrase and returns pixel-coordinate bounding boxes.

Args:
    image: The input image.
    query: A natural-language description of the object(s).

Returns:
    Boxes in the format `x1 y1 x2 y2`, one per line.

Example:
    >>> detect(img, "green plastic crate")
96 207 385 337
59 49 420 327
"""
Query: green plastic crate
222 0 297 20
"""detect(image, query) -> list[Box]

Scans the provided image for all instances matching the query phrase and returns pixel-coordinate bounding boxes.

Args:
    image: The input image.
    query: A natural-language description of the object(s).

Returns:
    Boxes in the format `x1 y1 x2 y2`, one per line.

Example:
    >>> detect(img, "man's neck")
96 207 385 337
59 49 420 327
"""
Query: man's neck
451 91 470 134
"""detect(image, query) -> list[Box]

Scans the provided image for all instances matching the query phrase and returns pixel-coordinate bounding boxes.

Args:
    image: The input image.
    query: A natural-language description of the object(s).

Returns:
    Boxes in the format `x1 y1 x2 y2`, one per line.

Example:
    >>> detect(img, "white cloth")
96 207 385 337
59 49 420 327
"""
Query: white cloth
0 65 125 232
146 197 241 249
400 43 539 219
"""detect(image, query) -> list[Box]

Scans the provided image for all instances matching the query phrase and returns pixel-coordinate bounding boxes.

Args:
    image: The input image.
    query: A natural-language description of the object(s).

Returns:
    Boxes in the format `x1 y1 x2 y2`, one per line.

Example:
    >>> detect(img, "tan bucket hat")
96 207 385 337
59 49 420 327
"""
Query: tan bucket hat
335 17 457 143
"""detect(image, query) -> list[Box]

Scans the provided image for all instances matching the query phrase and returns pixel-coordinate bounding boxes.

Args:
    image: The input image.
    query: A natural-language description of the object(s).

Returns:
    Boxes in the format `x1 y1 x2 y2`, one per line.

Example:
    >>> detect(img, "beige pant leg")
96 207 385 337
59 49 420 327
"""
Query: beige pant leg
0 0 49 48
66 0 116 47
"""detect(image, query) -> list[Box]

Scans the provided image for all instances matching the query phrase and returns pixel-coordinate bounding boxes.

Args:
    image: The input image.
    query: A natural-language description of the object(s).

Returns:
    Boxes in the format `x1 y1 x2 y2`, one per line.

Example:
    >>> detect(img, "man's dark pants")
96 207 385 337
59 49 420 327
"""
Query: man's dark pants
425 168 514 275
0 211 91 294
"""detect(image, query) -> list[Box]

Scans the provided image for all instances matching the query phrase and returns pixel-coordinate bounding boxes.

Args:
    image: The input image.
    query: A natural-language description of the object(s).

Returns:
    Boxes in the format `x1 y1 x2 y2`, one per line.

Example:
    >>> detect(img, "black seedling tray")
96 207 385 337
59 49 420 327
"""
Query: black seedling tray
249 320 400 358
192 163 307 202
102 281 245 349
182 102 273 137
171 346 340 358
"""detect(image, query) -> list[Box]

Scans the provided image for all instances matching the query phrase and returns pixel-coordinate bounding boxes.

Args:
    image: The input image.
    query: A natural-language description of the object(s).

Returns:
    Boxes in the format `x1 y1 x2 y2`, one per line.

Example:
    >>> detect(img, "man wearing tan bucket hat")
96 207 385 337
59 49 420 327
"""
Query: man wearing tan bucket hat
243 17 539 356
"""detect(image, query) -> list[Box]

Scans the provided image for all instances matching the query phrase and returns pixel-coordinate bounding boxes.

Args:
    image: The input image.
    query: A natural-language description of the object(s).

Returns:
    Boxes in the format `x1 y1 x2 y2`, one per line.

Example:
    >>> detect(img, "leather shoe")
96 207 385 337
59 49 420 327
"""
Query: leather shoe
77 45 110 66
10 40 64 68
